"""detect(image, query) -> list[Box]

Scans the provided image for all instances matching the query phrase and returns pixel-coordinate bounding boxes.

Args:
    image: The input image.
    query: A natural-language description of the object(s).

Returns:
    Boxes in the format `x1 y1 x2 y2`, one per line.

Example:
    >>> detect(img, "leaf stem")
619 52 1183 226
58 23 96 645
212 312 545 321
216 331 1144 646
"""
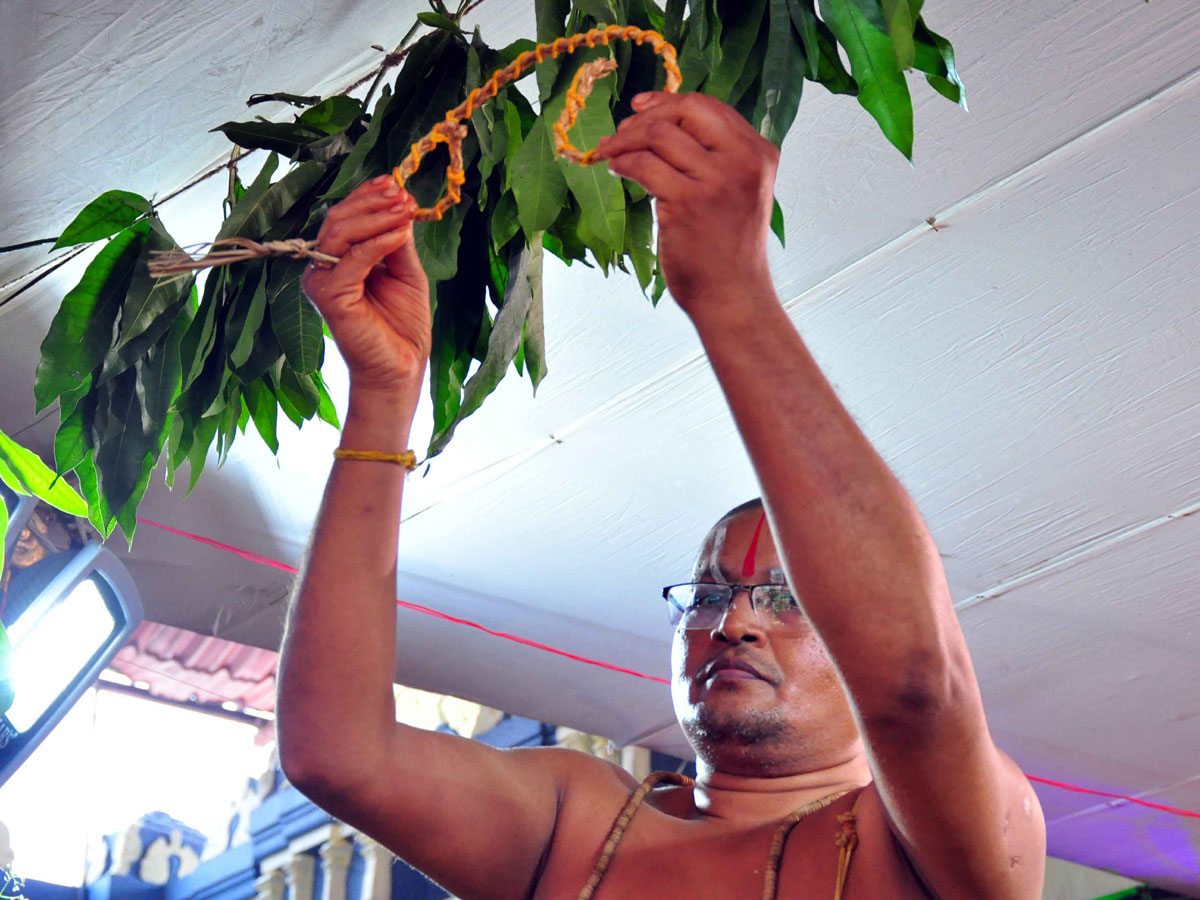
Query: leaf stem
362 21 425 109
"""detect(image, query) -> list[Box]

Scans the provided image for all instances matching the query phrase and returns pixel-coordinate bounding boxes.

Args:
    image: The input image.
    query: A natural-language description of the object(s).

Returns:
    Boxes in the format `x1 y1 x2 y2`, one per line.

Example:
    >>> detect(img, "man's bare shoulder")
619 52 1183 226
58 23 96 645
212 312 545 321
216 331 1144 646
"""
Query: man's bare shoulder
507 745 640 797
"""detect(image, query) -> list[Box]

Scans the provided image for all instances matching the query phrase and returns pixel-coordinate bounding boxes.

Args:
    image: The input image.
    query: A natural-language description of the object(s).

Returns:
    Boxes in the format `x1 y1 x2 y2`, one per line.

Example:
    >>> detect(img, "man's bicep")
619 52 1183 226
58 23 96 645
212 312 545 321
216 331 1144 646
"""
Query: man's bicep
865 706 1046 900
294 724 565 899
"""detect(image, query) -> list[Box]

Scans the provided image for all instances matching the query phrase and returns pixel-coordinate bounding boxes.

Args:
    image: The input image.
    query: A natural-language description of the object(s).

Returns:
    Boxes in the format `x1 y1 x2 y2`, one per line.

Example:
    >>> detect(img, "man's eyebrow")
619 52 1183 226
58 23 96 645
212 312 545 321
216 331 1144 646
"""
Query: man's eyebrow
768 566 787 583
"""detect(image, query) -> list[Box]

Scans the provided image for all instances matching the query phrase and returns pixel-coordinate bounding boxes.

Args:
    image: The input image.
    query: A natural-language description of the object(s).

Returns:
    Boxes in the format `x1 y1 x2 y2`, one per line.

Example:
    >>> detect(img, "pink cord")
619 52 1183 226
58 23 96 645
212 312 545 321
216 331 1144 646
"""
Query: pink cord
136 516 1200 820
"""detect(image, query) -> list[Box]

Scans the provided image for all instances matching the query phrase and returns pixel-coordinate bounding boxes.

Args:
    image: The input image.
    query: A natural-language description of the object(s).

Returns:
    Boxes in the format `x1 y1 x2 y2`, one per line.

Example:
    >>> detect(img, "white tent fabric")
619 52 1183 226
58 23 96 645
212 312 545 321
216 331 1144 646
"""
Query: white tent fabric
2 0 1199 891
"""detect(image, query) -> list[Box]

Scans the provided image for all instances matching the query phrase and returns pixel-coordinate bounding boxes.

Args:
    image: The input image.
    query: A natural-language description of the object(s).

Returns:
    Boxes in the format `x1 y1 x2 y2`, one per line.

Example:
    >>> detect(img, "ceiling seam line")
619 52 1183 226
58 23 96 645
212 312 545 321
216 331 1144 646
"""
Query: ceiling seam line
772 62 1200 311
953 498 1200 612
624 718 684 747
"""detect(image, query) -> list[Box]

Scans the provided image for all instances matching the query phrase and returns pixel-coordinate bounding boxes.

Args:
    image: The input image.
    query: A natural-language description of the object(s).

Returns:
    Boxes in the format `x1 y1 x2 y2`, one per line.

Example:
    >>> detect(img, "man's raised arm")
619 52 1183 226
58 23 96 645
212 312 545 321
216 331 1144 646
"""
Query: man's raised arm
596 93 1045 899
275 177 562 900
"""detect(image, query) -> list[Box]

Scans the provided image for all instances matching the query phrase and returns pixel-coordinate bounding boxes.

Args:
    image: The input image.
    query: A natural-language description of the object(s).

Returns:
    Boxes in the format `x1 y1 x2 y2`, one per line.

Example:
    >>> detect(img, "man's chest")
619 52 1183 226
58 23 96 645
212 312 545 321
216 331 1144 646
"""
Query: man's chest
534 791 931 900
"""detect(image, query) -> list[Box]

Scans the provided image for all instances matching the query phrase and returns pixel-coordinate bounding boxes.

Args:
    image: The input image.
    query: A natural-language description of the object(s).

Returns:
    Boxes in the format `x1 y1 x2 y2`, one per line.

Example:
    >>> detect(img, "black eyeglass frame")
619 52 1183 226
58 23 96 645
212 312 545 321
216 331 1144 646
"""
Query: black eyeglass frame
661 581 804 631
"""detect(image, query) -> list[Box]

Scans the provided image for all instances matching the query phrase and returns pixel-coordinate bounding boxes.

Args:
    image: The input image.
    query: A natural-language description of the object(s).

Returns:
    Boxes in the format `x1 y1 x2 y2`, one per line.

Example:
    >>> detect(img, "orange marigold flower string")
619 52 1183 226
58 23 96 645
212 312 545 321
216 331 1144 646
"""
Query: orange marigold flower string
150 25 681 275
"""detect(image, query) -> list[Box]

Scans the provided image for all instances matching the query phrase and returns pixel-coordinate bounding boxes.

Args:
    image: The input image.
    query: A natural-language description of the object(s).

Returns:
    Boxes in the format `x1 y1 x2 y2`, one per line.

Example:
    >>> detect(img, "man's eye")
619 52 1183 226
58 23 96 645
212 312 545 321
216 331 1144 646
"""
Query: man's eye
759 586 798 612
694 587 727 607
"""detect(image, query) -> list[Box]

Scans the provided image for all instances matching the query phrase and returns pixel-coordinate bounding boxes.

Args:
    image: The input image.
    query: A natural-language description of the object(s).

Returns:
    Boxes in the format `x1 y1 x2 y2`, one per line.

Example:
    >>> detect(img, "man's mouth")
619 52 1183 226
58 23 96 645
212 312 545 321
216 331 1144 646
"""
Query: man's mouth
699 654 768 684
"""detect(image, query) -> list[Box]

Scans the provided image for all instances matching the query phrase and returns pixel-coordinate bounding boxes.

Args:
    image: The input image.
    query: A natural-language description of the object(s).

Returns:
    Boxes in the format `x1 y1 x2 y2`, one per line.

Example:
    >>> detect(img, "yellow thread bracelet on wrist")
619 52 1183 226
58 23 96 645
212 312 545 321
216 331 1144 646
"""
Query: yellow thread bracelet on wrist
333 448 418 471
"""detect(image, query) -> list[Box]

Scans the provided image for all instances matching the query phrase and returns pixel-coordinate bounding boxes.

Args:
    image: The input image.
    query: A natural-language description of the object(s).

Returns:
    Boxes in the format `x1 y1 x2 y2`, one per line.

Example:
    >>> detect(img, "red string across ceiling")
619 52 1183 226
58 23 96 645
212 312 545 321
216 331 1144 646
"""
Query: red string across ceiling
134 516 1200 822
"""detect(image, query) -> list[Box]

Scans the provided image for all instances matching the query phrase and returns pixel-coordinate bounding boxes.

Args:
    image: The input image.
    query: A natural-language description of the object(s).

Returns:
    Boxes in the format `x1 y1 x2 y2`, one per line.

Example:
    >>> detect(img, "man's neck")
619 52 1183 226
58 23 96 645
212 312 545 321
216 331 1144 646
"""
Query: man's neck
690 743 872 826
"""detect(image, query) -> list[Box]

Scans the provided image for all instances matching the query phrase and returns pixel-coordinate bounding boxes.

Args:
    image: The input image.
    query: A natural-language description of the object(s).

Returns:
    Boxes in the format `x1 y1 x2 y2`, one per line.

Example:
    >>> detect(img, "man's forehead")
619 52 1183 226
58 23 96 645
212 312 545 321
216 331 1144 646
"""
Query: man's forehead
693 525 786 583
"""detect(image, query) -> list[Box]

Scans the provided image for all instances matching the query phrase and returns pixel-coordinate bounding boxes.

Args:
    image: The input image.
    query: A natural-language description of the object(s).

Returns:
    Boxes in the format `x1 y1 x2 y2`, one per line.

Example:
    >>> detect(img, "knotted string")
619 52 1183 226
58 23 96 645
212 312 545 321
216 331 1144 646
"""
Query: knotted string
150 25 681 276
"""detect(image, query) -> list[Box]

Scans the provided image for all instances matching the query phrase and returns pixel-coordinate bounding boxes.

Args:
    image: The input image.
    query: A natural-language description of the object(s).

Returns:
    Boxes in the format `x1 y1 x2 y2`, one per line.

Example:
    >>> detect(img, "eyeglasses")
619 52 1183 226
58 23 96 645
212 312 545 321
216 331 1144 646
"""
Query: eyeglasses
662 582 806 633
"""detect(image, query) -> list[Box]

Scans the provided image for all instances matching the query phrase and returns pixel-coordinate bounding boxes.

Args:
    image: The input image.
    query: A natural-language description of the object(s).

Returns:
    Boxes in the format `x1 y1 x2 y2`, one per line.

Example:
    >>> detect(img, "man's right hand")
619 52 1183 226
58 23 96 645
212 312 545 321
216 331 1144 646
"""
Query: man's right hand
301 174 431 397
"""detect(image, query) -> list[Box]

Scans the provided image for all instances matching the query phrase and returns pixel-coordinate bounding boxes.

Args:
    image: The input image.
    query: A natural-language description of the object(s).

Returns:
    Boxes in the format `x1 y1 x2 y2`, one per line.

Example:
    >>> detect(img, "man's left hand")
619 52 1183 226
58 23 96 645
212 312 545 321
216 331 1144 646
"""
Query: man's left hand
594 92 779 317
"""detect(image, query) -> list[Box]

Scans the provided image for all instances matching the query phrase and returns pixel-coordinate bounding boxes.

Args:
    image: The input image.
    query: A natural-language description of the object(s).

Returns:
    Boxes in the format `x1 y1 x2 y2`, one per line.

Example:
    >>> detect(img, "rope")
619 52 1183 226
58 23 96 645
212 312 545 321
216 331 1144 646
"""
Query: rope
149 25 681 277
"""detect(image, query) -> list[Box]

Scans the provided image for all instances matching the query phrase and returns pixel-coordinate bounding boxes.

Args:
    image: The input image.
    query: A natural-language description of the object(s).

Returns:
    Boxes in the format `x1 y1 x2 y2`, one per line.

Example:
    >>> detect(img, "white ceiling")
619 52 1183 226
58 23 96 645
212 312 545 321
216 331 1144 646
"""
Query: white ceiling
2 0 1199 891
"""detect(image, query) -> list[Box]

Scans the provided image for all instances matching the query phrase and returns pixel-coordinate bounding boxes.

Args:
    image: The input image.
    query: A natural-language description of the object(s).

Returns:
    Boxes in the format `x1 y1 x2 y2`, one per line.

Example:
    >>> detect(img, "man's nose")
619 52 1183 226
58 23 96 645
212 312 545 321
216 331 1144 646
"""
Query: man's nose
711 589 765 643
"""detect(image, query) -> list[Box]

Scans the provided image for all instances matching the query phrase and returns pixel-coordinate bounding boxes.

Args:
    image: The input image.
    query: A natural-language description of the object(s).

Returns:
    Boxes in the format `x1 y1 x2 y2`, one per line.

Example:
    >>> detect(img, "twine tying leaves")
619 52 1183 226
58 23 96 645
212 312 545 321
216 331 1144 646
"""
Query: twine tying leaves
149 24 681 277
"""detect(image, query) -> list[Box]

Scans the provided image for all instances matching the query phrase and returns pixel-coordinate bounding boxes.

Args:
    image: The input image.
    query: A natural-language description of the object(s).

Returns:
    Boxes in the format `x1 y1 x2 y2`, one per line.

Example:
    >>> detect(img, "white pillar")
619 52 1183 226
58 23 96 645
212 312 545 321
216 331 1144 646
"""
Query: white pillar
255 868 286 900
355 833 394 900
319 834 354 900
285 853 315 900
620 746 651 782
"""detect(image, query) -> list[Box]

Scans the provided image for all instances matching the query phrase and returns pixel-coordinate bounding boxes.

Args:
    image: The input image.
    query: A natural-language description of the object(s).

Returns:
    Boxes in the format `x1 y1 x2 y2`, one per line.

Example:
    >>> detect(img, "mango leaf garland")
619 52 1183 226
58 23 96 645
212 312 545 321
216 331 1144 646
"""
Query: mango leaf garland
32 0 964 543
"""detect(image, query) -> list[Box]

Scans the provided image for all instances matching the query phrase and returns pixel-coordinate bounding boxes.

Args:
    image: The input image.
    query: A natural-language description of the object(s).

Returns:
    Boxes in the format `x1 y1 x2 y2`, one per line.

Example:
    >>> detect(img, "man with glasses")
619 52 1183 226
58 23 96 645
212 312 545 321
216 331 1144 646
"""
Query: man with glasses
278 91 1046 899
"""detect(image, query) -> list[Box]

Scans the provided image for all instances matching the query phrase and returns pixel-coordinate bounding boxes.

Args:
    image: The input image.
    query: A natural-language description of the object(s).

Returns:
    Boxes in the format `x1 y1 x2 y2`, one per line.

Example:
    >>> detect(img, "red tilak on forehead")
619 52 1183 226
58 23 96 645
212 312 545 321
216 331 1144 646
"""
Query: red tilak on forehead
741 512 767 577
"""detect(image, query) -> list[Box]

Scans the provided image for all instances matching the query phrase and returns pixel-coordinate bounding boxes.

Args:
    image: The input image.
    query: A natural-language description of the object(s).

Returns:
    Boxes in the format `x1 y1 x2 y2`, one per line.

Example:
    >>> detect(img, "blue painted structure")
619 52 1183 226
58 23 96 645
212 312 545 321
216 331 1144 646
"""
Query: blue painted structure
31 715 575 900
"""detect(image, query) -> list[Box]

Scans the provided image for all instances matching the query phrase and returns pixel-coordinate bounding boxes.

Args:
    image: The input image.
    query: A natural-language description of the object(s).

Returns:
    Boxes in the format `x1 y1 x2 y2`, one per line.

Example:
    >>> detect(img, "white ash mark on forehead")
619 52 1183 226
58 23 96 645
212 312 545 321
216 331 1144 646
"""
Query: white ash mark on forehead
694 522 729 582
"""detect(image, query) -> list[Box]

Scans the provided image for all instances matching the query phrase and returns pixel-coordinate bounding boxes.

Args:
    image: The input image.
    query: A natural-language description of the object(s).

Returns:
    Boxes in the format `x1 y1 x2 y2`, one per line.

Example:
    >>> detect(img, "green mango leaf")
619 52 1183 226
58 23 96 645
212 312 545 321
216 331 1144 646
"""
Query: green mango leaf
819 0 912 158
427 210 489 445
416 11 463 33
180 265 235 392
217 158 326 242
523 236 548 392
298 95 365 135
89 365 157 520
544 200 594 267
414 198 469 286
98 223 194 384
502 100 524 192
267 258 323 375
228 266 270 368
490 191 521 251
427 239 543 456
511 117 570 235
242 379 279 454
110 309 190 544
185 414 220 494
212 120 327 157
664 0 687 46
274 359 320 420
677 4 711 92
547 73 625 259
313 371 340 428
881 0 916 69
216 153 278 237
811 16 858 95
325 86 393 202
54 375 95 475
383 37 468 179
35 223 148 411
52 190 153 250
633 0 667 33
574 0 619 23
786 0 821 79
500 38 538 64
913 19 967 110
624 195 655 292
771 196 786 247
0 428 88 516
135 309 190 442
754 0 807 146
74 452 112 537
705 0 768 100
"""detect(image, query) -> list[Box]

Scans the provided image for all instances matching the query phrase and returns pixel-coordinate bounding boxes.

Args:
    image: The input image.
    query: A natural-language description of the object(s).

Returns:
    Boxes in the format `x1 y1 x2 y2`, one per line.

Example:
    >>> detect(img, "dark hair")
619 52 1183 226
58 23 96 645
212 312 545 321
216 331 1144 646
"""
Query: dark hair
717 497 763 525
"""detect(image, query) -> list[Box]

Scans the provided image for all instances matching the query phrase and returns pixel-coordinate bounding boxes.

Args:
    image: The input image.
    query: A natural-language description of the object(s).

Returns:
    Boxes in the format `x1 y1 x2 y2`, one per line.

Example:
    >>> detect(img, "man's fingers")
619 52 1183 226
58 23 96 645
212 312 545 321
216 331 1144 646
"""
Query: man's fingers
604 150 692 199
383 231 424 287
597 115 713 180
320 176 409 232
630 91 742 151
317 203 415 258
322 225 414 293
